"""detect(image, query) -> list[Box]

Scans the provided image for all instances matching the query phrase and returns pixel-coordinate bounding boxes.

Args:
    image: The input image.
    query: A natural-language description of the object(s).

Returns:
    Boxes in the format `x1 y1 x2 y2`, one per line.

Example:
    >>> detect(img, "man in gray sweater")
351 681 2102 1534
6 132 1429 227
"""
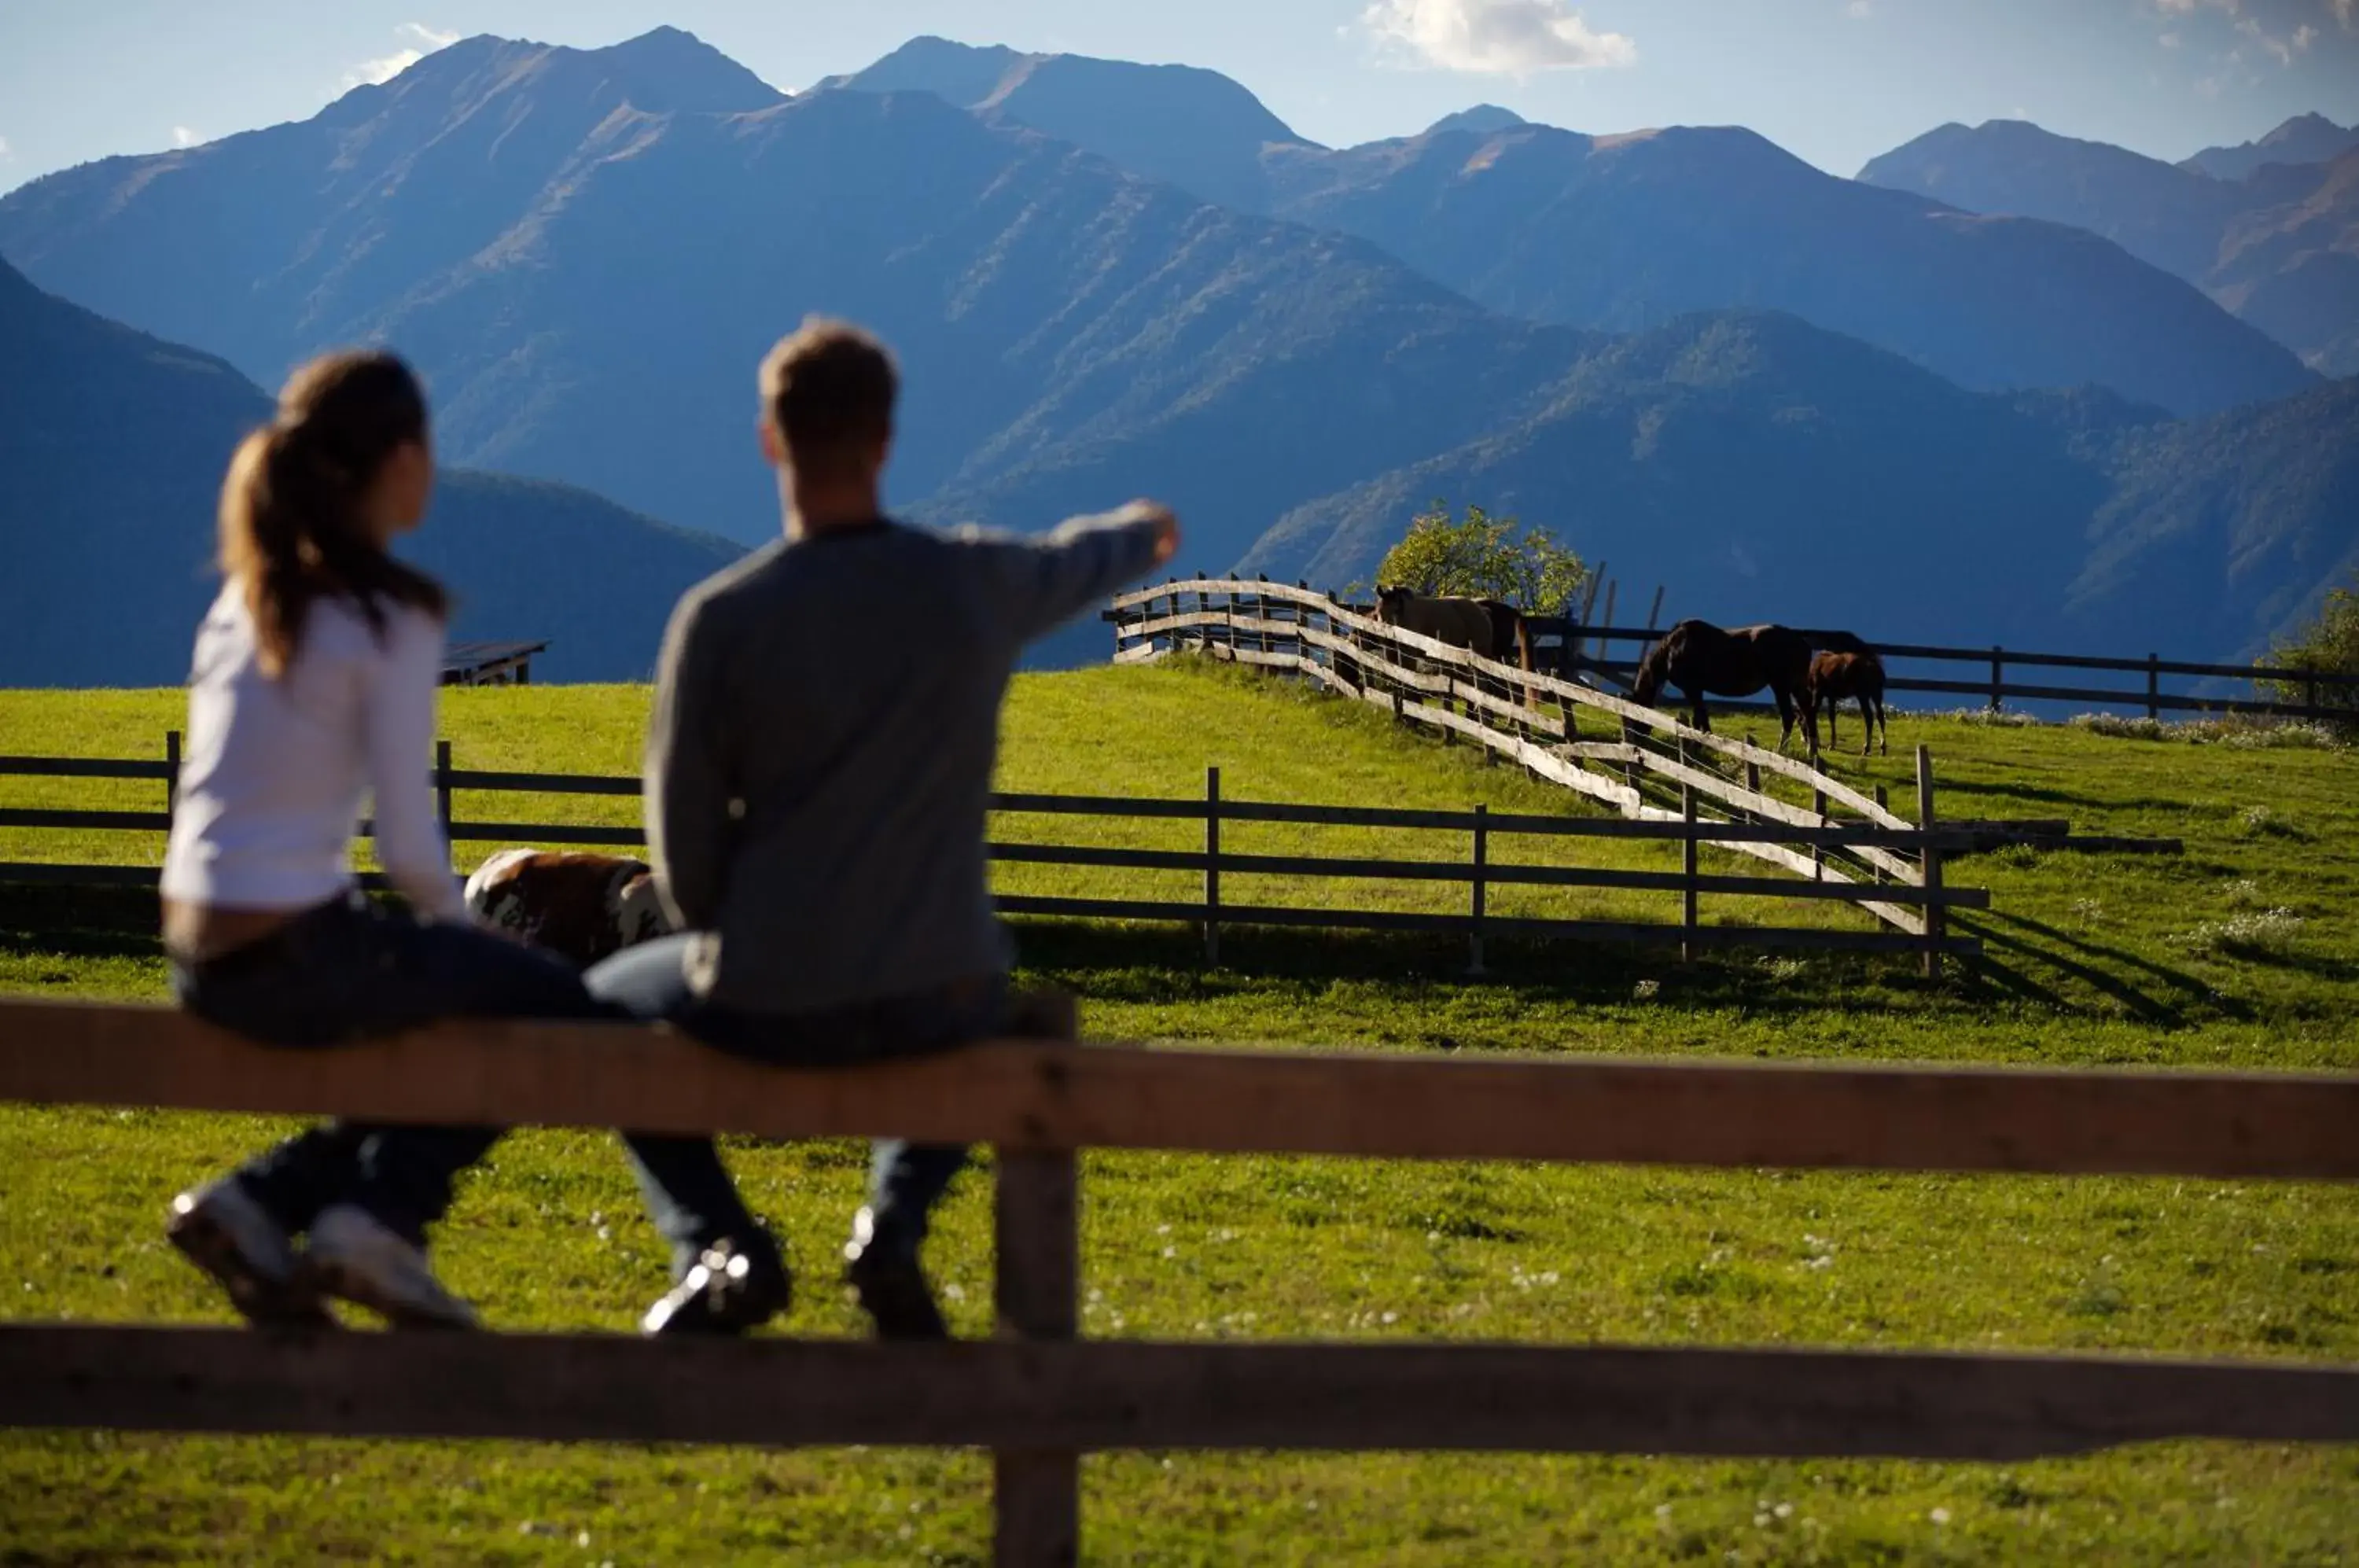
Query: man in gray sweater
587 317 1178 1337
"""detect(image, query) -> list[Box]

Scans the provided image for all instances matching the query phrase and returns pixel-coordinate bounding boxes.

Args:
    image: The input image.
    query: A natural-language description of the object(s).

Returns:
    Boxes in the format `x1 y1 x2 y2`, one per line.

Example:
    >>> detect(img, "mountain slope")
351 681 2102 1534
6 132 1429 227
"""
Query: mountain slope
1243 312 2356 661
1240 312 2133 647
2071 378 2359 657
1858 120 2241 280
0 27 785 386
0 257 741 686
2184 113 2359 182
1860 120 2359 376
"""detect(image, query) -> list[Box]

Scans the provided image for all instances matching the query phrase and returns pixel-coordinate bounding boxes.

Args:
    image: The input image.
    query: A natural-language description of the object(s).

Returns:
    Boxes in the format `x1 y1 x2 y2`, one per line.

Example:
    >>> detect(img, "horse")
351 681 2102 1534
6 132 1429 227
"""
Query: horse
1630 619 1819 754
1810 650 1889 756
1374 586 1525 664
463 848 674 970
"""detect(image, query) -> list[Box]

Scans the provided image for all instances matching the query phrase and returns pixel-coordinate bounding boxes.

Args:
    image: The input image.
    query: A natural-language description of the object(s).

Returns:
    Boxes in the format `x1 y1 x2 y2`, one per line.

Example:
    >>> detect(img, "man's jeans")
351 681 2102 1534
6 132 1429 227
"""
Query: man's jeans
171 891 615 1245
585 934 1006 1278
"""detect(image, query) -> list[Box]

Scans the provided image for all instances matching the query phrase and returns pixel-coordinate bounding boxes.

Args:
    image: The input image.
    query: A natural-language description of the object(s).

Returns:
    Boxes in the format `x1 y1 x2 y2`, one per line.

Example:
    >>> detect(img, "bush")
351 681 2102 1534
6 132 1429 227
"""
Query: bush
1370 502 1588 614
2259 576 2359 734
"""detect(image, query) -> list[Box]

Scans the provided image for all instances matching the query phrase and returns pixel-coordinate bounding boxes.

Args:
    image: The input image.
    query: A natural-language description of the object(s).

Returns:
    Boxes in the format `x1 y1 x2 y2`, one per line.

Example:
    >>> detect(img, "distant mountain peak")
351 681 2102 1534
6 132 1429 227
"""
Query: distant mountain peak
2183 112 2359 182
823 35 1307 141
1425 105 1526 138
345 24 785 116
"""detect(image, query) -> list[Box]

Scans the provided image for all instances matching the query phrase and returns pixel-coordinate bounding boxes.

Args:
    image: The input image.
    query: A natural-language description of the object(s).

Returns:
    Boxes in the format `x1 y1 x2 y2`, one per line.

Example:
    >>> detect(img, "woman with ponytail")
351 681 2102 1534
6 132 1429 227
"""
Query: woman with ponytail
160 351 609 1330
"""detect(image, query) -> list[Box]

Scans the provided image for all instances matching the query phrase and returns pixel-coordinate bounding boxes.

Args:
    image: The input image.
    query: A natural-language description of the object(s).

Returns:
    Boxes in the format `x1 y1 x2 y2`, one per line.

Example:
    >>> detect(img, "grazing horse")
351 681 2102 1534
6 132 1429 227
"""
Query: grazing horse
1630 620 1819 754
463 848 674 970
1810 650 1889 756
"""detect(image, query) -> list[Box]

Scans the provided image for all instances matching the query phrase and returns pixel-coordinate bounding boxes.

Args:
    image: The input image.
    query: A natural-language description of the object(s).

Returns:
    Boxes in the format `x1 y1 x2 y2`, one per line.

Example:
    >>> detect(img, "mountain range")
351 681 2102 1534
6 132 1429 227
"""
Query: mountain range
828 37 2312 419
0 256 740 686
1861 116 2359 377
0 26 2351 683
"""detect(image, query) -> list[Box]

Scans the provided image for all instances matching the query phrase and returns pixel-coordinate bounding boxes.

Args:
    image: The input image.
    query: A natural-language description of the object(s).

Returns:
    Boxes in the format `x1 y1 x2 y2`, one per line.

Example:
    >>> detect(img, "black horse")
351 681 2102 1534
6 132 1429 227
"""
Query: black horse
1631 620 1819 753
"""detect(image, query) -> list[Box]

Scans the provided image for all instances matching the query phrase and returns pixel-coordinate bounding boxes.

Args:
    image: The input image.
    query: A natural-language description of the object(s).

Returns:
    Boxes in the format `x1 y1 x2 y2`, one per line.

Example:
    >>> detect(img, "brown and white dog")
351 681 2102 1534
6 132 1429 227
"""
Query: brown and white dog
462 848 675 970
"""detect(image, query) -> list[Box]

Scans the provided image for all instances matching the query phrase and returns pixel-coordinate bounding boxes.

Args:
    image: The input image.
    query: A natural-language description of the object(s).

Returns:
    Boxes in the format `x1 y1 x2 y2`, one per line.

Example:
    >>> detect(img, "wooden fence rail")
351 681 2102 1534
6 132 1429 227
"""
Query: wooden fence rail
1106 580 1963 959
2 999 2356 1566
0 742 1986 964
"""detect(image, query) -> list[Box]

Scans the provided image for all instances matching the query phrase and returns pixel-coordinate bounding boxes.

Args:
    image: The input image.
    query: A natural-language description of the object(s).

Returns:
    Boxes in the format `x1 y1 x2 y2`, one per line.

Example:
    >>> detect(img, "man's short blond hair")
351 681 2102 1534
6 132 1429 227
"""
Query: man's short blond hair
760 316 898 475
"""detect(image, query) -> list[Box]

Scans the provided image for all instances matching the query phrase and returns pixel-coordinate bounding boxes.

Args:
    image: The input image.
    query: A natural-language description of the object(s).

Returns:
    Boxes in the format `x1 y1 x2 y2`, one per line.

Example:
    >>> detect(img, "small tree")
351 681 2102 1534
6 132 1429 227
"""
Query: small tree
2260 575 2359 731
1371 501 1588 614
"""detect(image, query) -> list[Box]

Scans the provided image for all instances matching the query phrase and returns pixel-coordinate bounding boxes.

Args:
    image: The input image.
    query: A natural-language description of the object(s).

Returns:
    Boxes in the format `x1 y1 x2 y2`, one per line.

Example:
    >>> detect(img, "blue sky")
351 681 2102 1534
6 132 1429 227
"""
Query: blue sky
3 0 2357 193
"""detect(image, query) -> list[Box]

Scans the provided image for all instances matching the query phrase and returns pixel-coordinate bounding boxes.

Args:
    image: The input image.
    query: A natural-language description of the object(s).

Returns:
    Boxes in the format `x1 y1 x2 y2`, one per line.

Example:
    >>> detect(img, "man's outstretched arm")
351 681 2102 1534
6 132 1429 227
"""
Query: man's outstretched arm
967 501 1181 650
644 593 734 933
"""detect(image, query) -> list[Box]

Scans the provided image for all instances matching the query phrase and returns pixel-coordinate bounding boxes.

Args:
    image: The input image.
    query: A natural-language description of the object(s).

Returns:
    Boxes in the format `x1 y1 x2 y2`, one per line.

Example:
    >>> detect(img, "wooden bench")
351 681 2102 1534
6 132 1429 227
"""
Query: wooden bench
4 999 2357 1566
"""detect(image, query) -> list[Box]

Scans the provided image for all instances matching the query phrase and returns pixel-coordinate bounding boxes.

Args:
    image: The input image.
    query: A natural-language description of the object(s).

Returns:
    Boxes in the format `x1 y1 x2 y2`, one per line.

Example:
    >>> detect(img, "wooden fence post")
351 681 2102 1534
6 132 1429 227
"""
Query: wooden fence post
1916 745 1945 981
993 1018 1080 1568
1680 780 1699 965
1468 804 1489 977
2147 654 2161 722
164 730 182 837
1202 766 1222 966
436 740 454 834
1812 786 1827 883
1989 646 2004 712
1874 786 1890 884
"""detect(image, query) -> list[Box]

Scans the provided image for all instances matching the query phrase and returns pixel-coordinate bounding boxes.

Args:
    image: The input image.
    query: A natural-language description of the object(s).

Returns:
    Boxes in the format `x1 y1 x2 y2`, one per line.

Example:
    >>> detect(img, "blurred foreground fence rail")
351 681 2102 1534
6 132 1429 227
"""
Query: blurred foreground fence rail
2 1002 2357 1565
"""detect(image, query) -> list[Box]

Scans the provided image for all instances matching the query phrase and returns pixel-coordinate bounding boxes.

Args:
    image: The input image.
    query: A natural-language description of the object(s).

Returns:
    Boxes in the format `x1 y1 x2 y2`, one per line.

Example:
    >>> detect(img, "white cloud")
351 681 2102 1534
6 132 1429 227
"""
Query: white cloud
0 136 12 160
344 50 423 89
1846 0 1873 17
341 22 457 90
1361 0 1636 75
171 126 201 149
2160 29 2184 45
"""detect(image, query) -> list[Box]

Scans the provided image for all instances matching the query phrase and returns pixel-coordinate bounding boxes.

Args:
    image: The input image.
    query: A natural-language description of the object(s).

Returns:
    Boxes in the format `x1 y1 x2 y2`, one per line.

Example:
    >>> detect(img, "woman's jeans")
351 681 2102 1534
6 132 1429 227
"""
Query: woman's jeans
585 934 1005 1278
172 891 613 1245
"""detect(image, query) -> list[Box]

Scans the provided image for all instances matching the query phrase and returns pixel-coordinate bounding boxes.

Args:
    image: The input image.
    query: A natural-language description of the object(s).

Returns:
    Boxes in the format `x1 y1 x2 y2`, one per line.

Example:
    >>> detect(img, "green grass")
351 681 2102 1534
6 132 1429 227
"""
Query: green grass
2 664 2357 1563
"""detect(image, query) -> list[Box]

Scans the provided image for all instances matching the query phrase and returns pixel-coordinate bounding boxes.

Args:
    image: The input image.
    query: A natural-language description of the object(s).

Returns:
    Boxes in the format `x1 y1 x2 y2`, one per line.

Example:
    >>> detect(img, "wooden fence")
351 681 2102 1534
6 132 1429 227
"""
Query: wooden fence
2 1000 2355 1564
0 737 1985 966
1521 620 2359 723
1107 579 1966 954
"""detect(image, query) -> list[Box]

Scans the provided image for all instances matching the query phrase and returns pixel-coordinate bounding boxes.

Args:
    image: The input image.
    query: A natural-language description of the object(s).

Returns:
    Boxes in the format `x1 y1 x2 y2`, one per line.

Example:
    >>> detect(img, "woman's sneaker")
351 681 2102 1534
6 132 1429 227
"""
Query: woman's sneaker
303 1204 479 1330
166 1180 336 1329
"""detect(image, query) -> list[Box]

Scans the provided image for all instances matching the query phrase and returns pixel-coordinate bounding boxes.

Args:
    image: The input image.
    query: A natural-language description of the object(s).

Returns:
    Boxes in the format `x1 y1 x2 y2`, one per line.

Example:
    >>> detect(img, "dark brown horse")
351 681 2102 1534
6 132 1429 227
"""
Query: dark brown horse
1375 586 1530 669
1630 620 1818 753
1809 650 1889 756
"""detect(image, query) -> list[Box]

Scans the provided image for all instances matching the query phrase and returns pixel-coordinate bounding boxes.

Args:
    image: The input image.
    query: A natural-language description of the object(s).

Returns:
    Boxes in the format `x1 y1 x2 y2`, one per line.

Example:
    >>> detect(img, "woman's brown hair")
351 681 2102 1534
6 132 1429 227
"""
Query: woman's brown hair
219 350 447 676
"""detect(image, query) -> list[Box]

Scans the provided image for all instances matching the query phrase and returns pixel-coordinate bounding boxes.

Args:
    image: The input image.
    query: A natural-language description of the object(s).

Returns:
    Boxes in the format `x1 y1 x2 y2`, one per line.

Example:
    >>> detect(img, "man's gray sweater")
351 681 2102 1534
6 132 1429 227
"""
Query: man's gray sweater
645 510 1165 1014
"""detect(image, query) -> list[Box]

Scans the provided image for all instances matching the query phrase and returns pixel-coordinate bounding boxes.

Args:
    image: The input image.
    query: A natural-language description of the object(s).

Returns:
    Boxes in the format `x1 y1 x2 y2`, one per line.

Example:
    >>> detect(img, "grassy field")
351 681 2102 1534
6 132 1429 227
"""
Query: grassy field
2 664 2356 1564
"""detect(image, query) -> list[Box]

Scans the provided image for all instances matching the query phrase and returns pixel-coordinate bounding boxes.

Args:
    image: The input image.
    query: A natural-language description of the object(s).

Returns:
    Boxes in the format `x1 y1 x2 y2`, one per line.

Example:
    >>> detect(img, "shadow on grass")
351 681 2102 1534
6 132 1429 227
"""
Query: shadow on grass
1947 909 2232 1026
9 885 2241 1031
2210 941 2359 985
1005 916 1941 1021
0 885 160 963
